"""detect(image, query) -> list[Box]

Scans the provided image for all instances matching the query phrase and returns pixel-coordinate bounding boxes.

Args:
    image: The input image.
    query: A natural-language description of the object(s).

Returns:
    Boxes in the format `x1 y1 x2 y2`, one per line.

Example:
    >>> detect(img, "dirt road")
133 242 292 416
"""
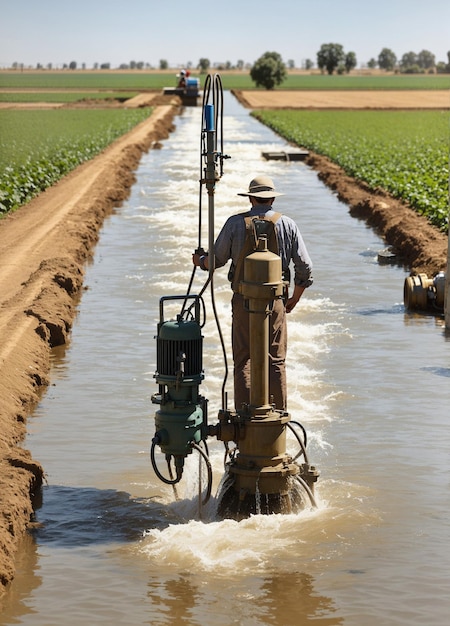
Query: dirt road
0 90 447 593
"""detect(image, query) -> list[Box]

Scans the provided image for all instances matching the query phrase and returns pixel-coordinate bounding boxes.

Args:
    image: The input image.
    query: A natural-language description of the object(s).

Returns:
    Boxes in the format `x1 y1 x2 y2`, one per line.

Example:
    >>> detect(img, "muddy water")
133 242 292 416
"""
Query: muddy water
1 94 449 626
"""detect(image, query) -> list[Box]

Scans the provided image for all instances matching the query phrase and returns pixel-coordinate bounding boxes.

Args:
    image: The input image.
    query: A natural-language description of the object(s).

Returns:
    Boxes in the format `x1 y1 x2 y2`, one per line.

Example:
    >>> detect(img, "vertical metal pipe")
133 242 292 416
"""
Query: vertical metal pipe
249 302 269 407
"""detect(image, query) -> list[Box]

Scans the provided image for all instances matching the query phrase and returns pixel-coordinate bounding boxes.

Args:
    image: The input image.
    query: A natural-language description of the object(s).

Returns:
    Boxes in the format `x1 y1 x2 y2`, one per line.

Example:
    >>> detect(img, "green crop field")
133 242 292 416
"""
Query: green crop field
0 72 169 90
0 108 153 214
1 72 449 228
0 91 139 103
1 71 449 92
220 73 450 91
253 109 449 231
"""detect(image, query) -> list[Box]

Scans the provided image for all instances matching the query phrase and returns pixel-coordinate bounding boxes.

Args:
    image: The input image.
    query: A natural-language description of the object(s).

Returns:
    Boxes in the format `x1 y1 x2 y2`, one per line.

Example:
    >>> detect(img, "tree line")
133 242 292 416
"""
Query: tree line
250 46 450 90
9 44 450 82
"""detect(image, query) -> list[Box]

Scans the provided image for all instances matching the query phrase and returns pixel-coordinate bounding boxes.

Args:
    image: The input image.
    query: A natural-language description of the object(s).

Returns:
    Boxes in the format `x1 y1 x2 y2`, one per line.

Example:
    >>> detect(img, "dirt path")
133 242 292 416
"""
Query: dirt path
0 101 179 592
0 90 448 594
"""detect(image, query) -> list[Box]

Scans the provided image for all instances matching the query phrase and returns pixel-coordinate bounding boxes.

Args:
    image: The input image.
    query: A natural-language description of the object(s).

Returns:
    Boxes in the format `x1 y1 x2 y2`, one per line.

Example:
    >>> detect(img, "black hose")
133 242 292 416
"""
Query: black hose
289 420 307 447
287 421 309 464
199 437 209 458
150 441 181 486
181 291 207 328
294 475 318 509
196 74 230 409
210 272 229 409
191 442 213 505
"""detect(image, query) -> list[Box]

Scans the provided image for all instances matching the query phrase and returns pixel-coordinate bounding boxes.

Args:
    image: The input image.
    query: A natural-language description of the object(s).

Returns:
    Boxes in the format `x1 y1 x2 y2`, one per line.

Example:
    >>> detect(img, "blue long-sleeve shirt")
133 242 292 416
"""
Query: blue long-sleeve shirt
214 205 313 288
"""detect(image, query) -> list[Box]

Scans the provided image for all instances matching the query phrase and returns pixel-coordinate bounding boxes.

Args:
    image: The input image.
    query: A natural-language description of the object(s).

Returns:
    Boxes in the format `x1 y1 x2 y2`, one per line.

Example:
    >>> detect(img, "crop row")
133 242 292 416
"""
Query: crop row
1 71 449 91
253 110 449 232
0 108 152 214
0 92 139 103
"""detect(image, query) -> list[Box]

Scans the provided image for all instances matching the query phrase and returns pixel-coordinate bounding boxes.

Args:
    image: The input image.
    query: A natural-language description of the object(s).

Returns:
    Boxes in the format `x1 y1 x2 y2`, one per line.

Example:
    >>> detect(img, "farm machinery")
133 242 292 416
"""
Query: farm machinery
163 69 201 105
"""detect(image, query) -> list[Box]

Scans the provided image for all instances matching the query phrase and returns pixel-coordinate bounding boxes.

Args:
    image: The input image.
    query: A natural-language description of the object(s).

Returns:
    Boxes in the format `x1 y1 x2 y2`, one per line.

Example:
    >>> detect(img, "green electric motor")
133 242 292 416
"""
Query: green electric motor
152 297 205 464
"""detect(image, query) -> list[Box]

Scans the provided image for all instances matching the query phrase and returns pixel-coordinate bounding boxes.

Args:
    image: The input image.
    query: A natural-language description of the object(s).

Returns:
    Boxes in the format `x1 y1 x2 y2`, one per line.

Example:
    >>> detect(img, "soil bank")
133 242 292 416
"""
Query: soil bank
0 99 179 592
0 90 448 594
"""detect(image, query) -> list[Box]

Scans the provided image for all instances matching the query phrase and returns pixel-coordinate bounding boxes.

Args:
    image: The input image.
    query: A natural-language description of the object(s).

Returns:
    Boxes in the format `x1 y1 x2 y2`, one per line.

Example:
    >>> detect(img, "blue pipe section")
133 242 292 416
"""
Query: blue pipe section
205 104 214 131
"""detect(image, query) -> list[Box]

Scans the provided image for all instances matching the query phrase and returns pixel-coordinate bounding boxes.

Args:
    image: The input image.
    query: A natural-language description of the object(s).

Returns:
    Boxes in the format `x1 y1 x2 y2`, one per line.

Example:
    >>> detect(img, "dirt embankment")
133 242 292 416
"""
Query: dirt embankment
305 153 447 276
0 99 180 593
0 89 447 595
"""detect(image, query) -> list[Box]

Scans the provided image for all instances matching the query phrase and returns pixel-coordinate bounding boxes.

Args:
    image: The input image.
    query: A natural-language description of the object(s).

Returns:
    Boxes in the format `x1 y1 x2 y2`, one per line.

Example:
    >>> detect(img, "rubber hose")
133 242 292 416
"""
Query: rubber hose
150 441 181 486
191 442 213 505
287 421 309 464
295 475 318 509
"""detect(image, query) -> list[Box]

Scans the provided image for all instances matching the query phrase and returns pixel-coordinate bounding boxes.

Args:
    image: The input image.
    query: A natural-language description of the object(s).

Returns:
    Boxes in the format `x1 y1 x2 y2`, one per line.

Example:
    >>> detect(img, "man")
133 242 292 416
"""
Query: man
193 175 313 411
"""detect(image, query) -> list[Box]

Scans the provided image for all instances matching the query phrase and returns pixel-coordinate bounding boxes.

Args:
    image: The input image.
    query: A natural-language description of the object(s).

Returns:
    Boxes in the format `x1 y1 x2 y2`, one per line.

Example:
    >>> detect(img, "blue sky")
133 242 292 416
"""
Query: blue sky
2 0 449 69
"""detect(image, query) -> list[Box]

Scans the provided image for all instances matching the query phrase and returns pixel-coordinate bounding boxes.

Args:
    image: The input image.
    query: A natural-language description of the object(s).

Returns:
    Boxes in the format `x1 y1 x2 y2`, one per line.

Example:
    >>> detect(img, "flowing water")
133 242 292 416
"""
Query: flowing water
1 94 449 626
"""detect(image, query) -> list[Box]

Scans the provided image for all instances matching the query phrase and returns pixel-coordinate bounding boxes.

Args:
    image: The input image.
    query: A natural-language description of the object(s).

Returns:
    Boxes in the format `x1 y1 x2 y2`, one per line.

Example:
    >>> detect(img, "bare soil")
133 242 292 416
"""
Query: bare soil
233 89 450 110
0 90 448 594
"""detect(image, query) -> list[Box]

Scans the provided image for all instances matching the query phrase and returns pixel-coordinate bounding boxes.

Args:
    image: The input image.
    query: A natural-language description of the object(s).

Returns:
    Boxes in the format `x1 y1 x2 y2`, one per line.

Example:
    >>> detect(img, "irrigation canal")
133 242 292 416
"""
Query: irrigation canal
1 93 449 626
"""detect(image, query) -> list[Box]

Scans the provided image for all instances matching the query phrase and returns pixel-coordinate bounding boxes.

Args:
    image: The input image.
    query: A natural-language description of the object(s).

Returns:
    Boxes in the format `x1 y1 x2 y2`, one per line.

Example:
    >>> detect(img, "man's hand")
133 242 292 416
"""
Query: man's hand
192 249 208 271
285 285 306 313
285 296 299 313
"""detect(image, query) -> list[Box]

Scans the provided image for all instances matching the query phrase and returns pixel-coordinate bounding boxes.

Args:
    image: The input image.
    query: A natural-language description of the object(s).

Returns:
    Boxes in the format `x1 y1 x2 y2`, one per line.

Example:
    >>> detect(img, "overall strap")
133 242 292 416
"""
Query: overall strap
231 212 282 292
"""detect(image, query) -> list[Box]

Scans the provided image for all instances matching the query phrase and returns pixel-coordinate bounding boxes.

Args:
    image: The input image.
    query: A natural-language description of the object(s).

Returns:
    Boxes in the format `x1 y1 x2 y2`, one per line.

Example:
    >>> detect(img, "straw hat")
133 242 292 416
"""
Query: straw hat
237 175 284 198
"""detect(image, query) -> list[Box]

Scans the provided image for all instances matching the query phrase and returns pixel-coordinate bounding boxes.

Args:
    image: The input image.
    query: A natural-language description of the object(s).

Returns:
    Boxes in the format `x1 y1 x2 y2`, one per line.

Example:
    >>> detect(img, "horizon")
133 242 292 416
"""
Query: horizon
2 0 449 70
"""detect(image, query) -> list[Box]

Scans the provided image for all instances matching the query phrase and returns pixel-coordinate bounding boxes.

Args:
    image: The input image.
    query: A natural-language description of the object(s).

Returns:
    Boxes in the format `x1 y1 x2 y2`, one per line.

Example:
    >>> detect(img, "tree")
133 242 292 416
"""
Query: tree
159 59 168 70
367 58 377 69
400 51 418 71
417 49 436 70
317 43 345 75
250 51 287 90
304 58 314 70
69 61 77 70
378 48 397 71
198 58 211 73
345 51 357 73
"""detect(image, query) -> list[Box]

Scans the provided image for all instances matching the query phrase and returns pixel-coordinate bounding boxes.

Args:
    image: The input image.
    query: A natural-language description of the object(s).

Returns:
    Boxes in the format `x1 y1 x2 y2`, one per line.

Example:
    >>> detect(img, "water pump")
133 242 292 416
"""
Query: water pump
404 271 446 313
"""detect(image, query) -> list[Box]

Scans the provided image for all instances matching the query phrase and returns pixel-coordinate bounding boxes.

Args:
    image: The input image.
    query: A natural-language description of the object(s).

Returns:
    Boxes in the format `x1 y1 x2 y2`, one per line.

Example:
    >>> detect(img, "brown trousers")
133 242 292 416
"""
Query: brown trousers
231 293 287 410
